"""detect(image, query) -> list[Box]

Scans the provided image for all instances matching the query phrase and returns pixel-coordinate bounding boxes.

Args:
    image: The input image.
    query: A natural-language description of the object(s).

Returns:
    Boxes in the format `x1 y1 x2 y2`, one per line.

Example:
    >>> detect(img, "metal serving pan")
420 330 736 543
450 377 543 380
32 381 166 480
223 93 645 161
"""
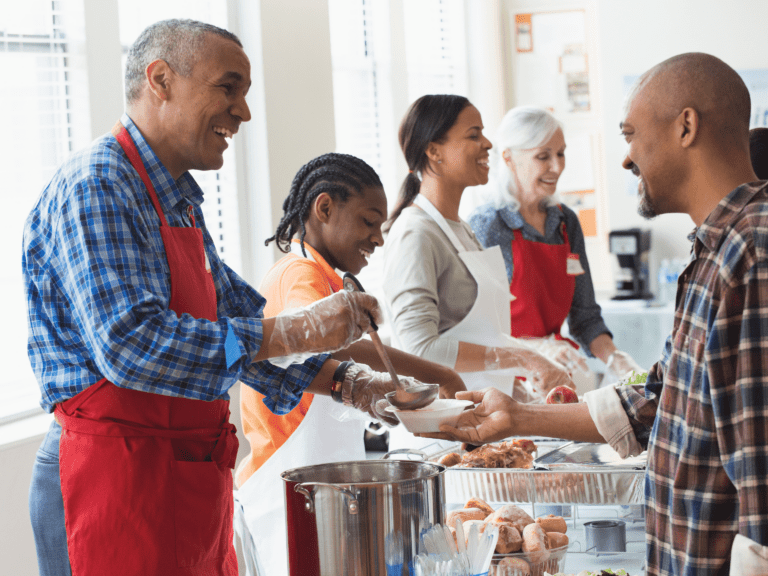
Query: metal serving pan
428 440 646 506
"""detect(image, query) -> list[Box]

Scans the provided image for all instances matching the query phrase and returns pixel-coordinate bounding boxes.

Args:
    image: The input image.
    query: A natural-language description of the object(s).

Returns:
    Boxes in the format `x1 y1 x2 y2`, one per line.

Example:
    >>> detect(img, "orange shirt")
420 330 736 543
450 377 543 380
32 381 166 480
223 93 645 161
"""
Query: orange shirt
235 241 343 488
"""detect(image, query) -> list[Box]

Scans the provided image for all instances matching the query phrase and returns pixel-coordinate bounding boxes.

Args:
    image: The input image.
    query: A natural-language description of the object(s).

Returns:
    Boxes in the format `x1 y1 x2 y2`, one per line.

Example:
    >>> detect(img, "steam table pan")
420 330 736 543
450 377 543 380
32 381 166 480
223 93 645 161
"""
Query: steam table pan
428 440 647 506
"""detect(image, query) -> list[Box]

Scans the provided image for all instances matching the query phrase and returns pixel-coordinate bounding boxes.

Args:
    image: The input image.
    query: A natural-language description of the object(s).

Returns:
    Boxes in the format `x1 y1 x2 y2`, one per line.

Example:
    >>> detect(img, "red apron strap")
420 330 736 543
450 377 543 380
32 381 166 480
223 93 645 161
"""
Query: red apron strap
111 122 169 227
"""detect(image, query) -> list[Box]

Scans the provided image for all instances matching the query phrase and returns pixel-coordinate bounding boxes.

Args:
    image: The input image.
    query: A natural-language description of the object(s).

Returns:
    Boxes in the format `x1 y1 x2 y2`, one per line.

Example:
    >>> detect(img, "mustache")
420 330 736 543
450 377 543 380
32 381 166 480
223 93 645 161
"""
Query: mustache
631 165 641 177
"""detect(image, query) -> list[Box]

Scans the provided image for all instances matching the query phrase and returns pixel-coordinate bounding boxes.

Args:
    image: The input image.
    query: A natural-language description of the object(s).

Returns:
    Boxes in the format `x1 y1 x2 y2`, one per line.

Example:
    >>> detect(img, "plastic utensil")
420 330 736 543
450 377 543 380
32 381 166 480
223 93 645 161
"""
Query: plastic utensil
342 272 438 410
385 531 404 575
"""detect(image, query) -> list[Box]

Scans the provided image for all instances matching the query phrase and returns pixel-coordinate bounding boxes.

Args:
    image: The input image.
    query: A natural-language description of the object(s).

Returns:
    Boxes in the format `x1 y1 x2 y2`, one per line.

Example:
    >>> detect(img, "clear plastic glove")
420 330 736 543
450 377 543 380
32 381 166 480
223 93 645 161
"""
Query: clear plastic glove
485 345 575 397
418 388 518 444
527 335 590 377
268 291 382 366
341 363 418 427
605 350 642 379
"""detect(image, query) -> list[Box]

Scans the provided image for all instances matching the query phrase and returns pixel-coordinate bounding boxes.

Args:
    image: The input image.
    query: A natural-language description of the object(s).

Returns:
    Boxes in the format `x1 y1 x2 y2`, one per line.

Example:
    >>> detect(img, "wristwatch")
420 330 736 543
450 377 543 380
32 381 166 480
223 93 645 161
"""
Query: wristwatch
330 361 353 404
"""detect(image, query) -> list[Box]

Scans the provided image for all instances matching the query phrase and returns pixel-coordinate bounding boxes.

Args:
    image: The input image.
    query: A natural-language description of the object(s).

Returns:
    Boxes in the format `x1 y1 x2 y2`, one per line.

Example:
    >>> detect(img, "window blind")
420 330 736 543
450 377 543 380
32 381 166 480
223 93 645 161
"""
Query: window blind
0 0 89 420
403 0 468 101
327 0 468 337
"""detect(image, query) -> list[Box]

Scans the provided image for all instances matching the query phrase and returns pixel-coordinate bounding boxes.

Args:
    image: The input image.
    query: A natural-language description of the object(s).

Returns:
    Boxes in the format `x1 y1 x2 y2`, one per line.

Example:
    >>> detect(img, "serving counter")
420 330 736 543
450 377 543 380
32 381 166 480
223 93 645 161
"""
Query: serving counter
420 438 648 575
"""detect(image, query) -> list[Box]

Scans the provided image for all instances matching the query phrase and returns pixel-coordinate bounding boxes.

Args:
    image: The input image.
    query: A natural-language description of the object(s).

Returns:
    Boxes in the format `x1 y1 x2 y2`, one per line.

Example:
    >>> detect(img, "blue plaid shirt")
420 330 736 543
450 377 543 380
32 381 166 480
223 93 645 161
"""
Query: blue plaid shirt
22 114 327 414
616 181 768 575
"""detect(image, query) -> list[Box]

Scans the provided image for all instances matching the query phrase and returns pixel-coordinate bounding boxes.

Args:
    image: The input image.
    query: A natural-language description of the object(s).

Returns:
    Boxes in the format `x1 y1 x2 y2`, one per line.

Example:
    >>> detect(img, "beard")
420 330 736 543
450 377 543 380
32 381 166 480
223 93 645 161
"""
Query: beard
636 175 659 220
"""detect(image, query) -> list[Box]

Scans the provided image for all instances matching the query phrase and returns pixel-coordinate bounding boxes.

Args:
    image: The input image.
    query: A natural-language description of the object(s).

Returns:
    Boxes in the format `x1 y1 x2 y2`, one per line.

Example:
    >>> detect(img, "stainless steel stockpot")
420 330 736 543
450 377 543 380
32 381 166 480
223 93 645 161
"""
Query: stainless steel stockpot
281 457 445 575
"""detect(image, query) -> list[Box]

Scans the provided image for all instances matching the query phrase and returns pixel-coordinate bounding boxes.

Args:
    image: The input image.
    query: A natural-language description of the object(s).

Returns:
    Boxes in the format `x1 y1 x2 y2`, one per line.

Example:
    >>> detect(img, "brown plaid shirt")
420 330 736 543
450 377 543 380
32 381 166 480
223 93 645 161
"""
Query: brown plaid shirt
616 181 768 576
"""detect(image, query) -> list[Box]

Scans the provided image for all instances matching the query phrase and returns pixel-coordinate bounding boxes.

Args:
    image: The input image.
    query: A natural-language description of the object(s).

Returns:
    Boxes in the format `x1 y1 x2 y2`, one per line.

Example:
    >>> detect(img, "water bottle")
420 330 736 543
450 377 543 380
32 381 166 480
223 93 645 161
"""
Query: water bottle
657 259 670 304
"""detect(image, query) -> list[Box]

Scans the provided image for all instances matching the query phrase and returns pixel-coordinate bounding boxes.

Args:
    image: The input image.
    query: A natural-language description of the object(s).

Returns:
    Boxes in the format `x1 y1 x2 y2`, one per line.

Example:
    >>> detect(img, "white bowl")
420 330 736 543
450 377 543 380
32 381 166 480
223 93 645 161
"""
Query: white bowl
384 398 473 433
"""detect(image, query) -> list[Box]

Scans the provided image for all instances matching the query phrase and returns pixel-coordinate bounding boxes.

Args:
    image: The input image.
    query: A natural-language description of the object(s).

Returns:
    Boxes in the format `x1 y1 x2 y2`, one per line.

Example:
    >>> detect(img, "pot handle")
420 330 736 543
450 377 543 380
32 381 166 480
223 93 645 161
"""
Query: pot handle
382 448 427 460
294 482 359 515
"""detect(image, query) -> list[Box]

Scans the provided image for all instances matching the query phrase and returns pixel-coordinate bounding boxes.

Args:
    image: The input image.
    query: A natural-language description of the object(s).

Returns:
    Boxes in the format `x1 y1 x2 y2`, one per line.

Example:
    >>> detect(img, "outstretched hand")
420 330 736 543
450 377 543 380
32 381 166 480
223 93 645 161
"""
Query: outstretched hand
417 388 518 445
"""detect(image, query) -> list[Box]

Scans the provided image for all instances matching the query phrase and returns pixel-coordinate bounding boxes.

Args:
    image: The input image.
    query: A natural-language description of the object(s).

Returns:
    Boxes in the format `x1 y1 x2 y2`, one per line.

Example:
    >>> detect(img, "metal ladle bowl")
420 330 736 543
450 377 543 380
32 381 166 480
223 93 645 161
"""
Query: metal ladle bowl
384 384 440 411
342 273 439 411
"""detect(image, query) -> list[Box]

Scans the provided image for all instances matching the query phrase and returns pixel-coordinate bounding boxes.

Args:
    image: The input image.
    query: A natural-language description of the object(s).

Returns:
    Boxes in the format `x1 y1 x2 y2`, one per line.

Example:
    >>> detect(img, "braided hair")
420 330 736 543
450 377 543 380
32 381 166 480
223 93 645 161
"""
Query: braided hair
266 152 383 256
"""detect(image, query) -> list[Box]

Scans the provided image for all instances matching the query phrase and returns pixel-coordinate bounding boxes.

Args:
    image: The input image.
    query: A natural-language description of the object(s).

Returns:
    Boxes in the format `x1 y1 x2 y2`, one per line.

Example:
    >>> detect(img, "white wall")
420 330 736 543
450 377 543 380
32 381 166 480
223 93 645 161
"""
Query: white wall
596 0 768 286
233 0 337 288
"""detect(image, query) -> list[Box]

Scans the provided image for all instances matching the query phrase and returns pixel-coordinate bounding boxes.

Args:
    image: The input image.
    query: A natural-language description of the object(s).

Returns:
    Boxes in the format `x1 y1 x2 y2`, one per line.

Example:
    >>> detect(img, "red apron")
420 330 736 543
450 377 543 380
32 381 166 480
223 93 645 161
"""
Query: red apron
54 122 238 576
508 213 578 341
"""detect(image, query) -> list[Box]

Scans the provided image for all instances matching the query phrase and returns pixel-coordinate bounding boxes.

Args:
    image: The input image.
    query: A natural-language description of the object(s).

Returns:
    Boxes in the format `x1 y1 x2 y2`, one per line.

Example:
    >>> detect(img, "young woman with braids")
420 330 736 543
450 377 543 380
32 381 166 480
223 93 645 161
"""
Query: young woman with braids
381 96 575 451
233 152 466 575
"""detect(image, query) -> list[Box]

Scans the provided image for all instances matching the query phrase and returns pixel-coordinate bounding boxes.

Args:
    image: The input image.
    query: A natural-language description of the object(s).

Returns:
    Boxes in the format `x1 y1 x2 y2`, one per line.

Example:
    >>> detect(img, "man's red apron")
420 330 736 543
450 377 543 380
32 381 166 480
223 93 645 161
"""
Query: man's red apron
508 214 578 341
54 122 238 576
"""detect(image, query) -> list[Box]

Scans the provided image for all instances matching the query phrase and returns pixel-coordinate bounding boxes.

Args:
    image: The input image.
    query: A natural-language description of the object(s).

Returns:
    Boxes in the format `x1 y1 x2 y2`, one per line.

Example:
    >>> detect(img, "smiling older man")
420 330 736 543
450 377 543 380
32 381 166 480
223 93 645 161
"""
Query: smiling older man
24 19 395 576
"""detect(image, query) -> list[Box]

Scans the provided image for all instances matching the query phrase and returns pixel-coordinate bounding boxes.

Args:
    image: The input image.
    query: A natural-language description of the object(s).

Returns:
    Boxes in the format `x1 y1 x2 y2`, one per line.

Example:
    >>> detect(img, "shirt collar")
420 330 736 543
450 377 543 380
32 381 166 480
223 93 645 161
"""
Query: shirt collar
120 113 205 211
291 240 344 293
695 181 768 253
498 202 564 237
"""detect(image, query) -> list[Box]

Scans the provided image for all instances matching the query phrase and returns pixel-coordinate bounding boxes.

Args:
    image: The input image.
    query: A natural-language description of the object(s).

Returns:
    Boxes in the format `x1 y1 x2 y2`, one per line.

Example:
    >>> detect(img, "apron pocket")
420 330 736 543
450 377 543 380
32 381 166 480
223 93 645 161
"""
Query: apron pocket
172 459 233 568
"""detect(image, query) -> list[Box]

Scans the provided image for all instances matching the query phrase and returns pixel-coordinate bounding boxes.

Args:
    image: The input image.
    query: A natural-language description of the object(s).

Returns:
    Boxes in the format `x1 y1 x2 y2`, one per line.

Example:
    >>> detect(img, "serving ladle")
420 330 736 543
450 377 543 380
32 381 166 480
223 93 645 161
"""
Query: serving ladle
342 272 439 411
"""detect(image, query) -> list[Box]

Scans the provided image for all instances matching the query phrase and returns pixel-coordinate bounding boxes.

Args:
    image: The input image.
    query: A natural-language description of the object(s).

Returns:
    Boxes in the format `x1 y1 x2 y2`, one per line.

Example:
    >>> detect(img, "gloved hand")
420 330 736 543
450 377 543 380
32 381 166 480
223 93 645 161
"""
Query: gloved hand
485 345 575 397
340 362 407 427
605 350 642 379
527 335 590 376
268 291 382 364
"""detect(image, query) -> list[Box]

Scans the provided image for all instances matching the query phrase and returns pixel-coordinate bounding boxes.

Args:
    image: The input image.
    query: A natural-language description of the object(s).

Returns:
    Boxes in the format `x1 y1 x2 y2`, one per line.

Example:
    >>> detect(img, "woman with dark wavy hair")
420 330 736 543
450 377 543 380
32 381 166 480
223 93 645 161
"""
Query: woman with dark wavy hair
382 95 575 449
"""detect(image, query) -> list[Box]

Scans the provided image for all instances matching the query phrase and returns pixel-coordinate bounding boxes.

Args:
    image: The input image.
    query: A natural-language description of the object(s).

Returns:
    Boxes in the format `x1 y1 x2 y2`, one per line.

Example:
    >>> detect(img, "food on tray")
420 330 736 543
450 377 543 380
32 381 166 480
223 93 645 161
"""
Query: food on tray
495 522 523 553
454 438 538 469
438 452 463 467
536 514 568 534
545 531 568 549
465 496 495 516
495 556 531 574
486 504 535 534
545 385 579 404
621 370 648 385
522 523 550 564
544 571 631 576
445 499 569 558
446 507 486 525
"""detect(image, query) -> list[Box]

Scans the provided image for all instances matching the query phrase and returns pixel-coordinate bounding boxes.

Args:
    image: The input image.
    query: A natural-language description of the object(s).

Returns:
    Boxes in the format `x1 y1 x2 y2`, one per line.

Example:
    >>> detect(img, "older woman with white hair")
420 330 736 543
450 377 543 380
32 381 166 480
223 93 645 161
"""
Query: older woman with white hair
468 106 640 380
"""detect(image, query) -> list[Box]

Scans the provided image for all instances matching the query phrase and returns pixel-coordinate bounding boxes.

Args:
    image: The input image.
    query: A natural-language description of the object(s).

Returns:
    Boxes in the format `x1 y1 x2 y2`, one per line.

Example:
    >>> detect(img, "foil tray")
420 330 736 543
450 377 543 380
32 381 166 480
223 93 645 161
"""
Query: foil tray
429 440 646 506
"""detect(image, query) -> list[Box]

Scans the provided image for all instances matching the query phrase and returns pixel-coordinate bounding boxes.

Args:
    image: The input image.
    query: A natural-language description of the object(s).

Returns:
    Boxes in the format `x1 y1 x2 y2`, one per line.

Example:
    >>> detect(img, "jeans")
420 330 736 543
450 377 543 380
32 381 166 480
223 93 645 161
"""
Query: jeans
29 419 72 576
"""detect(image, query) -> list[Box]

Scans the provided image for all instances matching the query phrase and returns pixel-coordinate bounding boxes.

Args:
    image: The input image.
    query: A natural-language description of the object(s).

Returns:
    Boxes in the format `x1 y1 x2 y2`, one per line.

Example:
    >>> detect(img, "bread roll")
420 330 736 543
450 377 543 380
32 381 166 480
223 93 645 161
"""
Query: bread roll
464 497 494 517
545 531 568 549
485 504 535 534
535 514 567 534
446 507 486 526
521 523 550 564
494 521 523 554
494 556 530 575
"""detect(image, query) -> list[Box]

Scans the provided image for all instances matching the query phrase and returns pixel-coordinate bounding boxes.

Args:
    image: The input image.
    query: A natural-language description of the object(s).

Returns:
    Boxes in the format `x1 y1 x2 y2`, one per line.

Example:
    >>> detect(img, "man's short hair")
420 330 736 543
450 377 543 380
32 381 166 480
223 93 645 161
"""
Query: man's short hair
124 19 242 104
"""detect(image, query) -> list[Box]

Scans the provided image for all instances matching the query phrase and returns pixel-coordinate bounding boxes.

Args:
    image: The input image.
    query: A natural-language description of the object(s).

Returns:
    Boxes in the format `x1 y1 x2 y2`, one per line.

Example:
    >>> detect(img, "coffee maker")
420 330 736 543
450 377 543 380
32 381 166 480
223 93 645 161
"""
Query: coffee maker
609 228 653 300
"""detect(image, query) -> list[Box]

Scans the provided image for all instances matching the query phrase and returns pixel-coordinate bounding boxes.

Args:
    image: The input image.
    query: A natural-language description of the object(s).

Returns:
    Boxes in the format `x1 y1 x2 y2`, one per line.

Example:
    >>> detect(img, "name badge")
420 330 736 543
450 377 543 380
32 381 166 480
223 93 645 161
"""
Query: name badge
567 253 584 275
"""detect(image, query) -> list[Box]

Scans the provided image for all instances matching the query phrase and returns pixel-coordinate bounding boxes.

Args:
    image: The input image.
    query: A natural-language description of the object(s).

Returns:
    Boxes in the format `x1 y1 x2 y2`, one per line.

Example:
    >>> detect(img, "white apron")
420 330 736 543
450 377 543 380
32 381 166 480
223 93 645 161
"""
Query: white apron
233 245 367 576
388 194 531 452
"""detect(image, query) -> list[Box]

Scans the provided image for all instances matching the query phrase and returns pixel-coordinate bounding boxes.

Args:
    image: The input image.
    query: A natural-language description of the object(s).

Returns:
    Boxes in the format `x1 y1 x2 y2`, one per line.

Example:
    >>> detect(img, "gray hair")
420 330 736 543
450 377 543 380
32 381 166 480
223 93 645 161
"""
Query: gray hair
484 106 563 210
124 19 242 104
